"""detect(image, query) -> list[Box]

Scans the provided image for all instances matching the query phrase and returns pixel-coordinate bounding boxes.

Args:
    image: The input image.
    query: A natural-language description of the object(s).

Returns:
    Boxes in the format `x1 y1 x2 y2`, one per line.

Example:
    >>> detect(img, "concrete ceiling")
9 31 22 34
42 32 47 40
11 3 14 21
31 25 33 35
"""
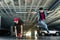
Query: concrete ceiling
0 0 60 31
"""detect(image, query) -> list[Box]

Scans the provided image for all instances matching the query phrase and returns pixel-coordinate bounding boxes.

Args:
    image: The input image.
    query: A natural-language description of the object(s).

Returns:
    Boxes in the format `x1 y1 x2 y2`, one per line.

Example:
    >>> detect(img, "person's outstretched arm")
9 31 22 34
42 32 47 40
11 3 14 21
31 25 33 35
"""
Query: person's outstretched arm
47 10 54 13
14 26 17 37
20 25 23 37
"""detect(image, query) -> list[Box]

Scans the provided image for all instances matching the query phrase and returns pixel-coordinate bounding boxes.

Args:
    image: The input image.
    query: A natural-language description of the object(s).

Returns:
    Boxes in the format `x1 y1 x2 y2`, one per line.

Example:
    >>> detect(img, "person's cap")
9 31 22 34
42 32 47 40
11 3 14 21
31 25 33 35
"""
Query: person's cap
13 18 19 21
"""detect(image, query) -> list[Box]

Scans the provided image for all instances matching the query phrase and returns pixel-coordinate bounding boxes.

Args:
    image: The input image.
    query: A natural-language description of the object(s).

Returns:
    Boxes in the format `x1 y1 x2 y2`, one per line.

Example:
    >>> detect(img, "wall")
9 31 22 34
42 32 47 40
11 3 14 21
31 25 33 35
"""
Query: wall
0 16 1 28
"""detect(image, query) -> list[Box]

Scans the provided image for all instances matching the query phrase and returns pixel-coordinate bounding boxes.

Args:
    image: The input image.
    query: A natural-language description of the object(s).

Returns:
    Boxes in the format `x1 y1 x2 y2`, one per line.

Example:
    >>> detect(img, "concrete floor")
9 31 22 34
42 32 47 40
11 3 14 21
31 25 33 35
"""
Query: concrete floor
0 36 60 40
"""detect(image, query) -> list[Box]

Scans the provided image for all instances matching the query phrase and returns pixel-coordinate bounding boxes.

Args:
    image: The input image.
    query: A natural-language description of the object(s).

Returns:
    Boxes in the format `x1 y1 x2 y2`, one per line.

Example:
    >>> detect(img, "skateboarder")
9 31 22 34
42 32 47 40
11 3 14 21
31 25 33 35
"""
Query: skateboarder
13 18 23 38
37 7 49 33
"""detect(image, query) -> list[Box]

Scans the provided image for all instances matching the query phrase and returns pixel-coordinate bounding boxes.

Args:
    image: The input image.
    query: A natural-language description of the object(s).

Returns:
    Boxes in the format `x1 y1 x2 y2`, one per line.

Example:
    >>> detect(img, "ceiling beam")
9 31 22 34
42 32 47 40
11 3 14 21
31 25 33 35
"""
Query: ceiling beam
25 0 27 11
10 0 16 16
47 11 60 23
43 0 51 8
41 0 47 6
0 6 7 17
49 0 59 10
0 9 7 17
4 0 13 16
0 2 11 18
16 12 36 13
0 6 41 9
46 6 60 19
30 0 42 22
24 0 27 22
27 0 34 21
48 18 60 25
18 0 21 11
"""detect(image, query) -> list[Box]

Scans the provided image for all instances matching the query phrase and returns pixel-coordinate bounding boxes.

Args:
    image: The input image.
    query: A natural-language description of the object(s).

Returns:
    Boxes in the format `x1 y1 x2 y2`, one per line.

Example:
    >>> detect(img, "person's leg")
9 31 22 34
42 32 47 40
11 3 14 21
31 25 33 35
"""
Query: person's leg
41 21 49 33
17 26 22 38
38 20 49 33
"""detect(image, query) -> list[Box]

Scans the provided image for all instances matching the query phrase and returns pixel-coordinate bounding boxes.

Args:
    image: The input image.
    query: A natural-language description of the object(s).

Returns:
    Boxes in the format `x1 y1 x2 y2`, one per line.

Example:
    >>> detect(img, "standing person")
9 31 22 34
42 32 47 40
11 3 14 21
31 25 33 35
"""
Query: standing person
37 7 49 33
13 18 23 38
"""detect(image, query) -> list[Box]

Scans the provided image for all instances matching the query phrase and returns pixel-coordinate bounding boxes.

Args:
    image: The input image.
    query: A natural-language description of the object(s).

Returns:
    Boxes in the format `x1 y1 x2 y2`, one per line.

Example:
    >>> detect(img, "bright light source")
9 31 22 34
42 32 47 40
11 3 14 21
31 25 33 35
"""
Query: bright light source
35 30 37 39
25 31 31 36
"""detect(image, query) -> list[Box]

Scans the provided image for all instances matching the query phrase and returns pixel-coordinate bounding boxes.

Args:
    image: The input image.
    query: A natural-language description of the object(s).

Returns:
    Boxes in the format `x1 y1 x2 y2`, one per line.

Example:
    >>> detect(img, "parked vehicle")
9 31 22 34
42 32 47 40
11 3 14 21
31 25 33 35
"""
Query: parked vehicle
37 29 60 36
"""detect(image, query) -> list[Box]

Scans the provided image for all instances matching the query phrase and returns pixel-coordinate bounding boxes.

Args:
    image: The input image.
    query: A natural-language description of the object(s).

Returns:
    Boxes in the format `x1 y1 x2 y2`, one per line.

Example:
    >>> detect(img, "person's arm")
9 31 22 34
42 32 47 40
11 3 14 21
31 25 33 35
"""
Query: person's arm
14 26 16 29
21 25 23 33
14 26 17 37
20 25 23 36
14 26 16 33
36 10 40 21
47 10 54 13
44 10 54 17
44 10 47 17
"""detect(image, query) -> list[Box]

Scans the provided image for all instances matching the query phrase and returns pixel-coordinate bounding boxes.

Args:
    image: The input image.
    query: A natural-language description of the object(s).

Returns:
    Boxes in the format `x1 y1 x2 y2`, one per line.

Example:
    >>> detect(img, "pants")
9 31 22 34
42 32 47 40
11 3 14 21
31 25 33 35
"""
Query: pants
38 20 49 33
15 26 21 37
16 26 21 33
